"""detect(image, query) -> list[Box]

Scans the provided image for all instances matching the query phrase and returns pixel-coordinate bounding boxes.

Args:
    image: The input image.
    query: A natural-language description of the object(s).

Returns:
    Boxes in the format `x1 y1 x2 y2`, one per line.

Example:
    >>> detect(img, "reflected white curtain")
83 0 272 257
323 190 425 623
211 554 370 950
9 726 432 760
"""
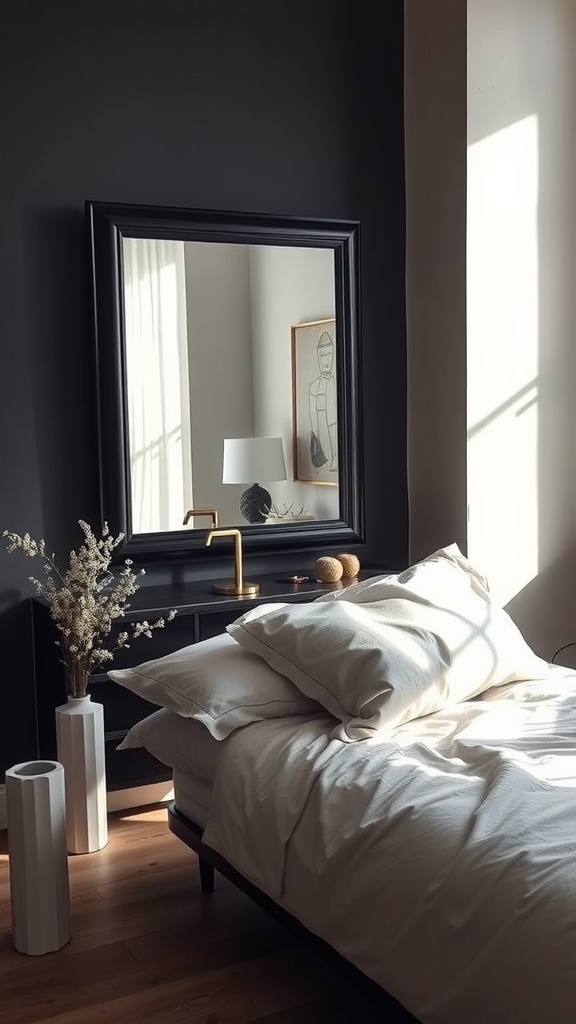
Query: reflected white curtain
123 238 193 533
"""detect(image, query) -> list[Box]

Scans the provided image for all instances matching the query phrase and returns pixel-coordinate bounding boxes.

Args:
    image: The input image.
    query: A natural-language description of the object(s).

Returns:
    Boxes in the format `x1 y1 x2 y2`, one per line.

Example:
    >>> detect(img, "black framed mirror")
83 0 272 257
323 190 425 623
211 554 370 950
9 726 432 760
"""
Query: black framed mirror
87 200 364 562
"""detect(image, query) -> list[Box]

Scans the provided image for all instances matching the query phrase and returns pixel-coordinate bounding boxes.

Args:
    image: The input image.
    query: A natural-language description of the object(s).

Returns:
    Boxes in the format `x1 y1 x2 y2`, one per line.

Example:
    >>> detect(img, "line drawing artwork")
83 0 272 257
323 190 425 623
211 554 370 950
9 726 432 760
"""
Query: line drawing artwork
291 318 338 485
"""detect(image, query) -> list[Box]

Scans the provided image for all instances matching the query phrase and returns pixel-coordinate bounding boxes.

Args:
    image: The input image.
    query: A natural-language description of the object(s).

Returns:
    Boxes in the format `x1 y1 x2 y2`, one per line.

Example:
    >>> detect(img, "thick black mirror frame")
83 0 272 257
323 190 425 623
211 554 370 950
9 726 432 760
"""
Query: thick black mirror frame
87 200 364 563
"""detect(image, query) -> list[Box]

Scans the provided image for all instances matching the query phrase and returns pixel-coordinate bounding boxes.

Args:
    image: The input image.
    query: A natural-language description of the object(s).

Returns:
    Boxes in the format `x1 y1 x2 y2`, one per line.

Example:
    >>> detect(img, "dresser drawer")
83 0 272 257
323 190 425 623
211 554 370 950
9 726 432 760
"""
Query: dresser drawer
104 739 171 791
89 678 160 733
103 616 199 671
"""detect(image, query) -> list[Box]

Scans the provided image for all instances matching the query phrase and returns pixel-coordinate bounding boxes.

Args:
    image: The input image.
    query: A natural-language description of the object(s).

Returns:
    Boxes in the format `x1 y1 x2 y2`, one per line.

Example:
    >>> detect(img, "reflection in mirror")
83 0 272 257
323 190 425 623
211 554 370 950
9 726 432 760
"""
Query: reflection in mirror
122 239 338 534
221 436 288 525
87 201 363 562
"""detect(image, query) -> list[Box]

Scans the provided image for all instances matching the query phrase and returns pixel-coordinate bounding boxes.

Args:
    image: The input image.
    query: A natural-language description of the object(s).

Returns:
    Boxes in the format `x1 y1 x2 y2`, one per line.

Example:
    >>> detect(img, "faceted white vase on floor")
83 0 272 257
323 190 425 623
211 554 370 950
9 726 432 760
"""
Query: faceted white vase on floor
6 760 70 955
55 695 108 853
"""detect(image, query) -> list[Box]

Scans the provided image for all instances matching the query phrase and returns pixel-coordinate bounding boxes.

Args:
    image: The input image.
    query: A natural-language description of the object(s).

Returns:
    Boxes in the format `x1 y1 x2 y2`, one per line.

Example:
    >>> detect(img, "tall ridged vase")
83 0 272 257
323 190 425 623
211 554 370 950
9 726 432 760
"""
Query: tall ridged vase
55 695 108 853
5 760 70 954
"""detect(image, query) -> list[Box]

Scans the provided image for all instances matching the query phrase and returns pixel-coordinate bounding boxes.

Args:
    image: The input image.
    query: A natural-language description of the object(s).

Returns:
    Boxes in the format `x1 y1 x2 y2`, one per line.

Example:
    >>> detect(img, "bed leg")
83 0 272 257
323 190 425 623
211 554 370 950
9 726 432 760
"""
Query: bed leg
198 856 215 894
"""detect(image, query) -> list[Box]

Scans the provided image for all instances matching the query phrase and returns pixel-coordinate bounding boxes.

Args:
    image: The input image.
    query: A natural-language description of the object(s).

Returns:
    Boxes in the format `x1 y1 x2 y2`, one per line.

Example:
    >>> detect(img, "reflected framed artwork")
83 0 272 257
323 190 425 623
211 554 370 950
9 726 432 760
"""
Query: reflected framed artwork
291 318 338 485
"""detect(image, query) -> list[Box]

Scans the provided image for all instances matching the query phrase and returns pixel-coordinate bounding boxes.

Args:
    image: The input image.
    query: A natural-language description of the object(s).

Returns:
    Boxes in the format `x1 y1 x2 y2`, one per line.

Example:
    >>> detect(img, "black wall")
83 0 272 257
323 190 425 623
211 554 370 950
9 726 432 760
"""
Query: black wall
0 0 407 605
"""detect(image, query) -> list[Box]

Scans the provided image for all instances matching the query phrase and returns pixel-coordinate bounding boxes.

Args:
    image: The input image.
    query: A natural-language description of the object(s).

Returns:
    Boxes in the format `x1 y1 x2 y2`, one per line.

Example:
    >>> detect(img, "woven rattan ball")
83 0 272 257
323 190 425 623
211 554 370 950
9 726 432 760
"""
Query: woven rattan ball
336 552 361 578
315 556 344 583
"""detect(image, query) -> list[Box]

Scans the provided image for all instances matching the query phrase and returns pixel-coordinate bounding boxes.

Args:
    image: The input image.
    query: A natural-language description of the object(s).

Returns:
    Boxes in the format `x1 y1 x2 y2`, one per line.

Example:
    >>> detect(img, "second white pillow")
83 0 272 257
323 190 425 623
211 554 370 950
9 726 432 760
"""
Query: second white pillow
108 631 320 739
227 560 547 741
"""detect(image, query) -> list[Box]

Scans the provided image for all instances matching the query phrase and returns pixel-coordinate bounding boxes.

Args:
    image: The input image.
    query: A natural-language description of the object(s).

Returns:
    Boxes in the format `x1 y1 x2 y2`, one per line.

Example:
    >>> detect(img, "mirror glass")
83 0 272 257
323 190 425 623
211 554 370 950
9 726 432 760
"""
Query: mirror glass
122 238 339 534
87 202 363 562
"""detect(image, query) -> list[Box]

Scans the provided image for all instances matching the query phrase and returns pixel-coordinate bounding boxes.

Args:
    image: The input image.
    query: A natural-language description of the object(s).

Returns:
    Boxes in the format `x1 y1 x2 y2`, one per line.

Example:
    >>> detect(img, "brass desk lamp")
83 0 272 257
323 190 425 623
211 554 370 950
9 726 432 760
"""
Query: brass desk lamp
204 528 260 596
182 508 219 528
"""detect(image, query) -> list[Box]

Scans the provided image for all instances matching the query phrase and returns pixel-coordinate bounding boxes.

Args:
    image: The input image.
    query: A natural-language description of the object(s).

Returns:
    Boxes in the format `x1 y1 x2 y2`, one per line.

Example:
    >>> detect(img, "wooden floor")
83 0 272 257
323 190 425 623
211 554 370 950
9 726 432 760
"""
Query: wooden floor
0 804 397 1023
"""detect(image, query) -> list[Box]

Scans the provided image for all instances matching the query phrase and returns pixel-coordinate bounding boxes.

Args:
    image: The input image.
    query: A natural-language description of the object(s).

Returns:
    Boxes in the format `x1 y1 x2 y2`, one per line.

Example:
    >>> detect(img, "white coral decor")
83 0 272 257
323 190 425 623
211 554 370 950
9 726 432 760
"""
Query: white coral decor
2 520 176 697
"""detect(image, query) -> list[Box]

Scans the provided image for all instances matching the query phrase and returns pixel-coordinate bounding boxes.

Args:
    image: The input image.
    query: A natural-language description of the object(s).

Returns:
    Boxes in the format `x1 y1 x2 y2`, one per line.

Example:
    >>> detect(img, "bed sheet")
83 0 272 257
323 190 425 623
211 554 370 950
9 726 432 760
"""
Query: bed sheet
172 768 213 828
201 665 576 1024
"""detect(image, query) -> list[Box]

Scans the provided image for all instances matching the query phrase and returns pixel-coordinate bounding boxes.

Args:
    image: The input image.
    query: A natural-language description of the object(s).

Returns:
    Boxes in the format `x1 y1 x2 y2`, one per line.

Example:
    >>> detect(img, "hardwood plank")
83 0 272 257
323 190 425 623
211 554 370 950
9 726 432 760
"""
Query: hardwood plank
134 997 264 1024
0 804 396 1024
254 998 384 1023
3 951 322 1024
227 946 356 1015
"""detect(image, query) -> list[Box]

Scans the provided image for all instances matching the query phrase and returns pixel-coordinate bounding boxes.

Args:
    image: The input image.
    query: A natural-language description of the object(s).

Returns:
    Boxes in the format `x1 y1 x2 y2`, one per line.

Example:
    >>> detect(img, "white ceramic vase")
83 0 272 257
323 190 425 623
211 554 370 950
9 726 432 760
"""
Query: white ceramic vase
55 695 108 854
5 760 70 954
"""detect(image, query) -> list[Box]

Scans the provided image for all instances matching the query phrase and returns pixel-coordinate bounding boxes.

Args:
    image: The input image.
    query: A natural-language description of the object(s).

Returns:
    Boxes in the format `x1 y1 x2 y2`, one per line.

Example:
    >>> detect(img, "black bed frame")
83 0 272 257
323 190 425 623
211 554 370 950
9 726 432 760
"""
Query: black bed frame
167 802 420 1023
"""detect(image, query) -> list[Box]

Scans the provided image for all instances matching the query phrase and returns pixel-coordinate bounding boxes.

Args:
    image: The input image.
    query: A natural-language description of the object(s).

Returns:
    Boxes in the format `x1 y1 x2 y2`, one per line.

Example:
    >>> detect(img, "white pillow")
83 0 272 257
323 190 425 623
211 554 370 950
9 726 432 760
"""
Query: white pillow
315 542 490 606
108 632 320 739
118 708 223 782
227 545 548 741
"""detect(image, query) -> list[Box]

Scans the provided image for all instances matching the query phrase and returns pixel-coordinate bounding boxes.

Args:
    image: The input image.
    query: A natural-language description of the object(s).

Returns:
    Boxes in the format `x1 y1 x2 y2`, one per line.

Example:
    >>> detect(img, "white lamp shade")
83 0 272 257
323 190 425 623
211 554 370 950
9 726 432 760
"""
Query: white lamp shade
222 437 287 484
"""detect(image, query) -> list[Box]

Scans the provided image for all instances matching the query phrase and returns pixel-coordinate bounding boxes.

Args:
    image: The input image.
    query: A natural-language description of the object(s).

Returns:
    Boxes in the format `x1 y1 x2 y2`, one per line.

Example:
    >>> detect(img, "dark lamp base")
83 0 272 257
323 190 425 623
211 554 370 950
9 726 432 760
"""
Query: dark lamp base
239 483 271 524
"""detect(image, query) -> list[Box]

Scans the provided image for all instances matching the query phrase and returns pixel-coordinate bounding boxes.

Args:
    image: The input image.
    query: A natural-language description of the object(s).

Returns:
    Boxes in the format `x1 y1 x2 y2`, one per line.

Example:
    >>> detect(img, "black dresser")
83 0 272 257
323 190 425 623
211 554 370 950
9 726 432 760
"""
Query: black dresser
12 568 389 791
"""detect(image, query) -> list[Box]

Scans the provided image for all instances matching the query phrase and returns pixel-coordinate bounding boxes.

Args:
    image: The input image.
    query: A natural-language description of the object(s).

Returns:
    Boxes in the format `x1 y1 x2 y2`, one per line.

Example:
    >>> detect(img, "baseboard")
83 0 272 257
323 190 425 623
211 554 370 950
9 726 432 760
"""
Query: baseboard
106 781 174 813
0 781 174 831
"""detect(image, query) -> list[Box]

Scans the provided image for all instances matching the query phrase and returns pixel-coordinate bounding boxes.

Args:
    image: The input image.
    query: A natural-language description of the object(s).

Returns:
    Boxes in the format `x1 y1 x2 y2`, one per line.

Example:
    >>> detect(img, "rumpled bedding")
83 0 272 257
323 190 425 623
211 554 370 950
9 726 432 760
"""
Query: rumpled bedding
201 665 576 1024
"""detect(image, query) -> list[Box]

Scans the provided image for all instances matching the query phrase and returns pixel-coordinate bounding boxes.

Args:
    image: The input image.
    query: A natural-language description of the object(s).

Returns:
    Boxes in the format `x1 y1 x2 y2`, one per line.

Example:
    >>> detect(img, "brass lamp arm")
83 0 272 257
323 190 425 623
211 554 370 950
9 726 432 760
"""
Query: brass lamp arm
183 508 219 528
204 528 259 596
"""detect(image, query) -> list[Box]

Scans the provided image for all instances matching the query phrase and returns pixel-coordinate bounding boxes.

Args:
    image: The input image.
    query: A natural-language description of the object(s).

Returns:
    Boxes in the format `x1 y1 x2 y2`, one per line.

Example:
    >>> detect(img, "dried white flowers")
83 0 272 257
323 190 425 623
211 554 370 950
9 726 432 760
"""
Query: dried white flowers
2 520 177 698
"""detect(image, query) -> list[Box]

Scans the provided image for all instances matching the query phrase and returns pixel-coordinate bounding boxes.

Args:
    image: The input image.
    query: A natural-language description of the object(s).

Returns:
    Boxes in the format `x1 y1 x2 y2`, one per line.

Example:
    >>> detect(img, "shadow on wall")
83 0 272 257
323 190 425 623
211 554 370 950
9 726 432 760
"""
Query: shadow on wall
0 599 39 776
0 589 20 614
22 207 101 558
505 545 576 665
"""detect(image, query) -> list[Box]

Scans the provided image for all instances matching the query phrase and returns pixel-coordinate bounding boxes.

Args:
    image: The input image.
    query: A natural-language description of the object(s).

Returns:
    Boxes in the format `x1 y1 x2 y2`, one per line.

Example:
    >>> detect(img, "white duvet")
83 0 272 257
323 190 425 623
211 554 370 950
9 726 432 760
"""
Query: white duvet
202 665 576 1024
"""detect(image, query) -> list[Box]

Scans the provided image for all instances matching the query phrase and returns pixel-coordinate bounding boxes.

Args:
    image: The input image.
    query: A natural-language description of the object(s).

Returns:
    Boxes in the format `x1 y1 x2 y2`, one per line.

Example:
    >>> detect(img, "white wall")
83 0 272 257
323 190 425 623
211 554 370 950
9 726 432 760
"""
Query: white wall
249 245 338 521
185 242 254 527
406 0 576 662
467 0 576 660
184 242 338 526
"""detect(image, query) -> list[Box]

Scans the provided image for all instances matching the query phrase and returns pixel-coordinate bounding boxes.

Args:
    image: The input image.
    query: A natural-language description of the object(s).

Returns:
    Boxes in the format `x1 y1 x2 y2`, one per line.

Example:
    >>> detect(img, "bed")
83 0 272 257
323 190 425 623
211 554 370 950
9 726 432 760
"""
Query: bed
112 545 576 1024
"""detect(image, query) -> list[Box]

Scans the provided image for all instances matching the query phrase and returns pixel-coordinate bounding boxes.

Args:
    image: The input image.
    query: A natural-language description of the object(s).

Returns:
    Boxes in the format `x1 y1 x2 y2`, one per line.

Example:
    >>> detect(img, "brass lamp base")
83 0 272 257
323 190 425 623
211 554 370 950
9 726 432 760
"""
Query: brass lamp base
205 528 260 597
212 581 260 596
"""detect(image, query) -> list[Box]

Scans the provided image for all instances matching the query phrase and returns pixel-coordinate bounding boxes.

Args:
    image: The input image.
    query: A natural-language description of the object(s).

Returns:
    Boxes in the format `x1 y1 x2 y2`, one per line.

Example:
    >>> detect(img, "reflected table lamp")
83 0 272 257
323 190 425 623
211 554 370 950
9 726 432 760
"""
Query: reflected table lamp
222 437 287 524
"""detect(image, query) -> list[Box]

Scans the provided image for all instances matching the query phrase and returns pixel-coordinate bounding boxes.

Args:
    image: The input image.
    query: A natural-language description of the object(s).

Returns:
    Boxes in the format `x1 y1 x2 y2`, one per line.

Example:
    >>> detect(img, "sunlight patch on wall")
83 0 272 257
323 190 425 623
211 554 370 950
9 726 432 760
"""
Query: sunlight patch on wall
467 115 539 606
